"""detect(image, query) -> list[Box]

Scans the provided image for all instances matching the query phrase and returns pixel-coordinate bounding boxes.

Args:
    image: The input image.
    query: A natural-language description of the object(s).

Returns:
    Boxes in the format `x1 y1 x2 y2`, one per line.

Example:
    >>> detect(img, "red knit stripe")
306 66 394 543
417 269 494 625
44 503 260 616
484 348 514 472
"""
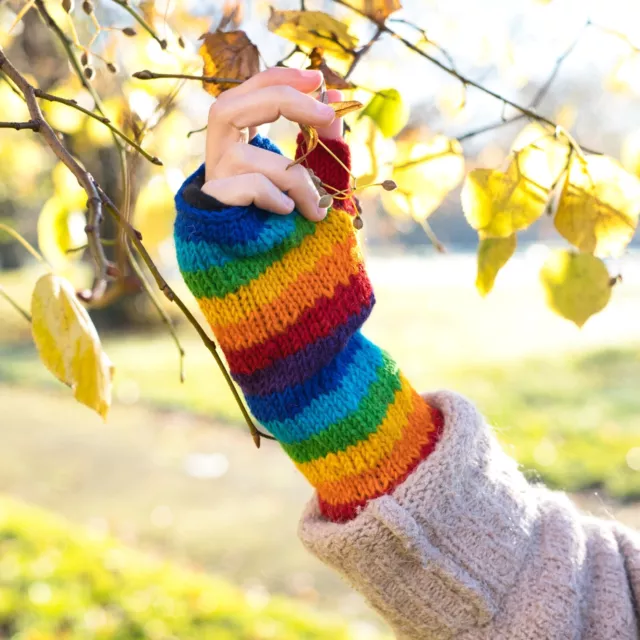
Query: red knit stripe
226 266 373 376
316 407 445 523
297 133 357 216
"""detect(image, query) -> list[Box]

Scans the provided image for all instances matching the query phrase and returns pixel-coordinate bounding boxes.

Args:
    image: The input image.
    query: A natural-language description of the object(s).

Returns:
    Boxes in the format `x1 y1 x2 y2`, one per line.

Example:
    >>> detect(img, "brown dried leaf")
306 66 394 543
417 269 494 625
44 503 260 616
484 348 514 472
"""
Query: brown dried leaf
199 30 259 97
308 48 354 90
329 100 363 118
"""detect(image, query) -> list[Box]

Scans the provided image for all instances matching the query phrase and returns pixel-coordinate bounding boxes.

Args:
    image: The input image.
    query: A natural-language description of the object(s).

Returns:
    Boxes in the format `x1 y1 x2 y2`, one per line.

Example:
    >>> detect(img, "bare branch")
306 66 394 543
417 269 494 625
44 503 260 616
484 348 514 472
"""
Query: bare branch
0 286 32 323
133 69 243 84
110 0 168 50
34 89 162 165
98 189 275 447
0 48 109 299
345 25 384 80
0 120 39 130
331 0 602 155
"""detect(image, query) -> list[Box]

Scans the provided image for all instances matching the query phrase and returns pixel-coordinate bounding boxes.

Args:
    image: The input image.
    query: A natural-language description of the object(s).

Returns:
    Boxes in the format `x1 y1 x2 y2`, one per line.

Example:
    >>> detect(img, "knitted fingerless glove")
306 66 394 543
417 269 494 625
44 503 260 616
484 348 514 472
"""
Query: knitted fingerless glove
174 134 443 522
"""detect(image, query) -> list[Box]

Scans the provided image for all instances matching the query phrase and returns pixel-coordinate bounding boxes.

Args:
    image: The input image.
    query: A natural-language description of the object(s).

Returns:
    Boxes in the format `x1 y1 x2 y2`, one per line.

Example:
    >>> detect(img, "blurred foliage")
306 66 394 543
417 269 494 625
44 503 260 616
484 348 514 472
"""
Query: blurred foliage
0 496 363 639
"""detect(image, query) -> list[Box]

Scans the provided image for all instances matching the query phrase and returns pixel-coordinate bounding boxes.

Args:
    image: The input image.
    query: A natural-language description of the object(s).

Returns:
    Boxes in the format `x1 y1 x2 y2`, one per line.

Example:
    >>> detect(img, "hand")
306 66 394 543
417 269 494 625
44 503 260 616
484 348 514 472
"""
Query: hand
202 67 344 222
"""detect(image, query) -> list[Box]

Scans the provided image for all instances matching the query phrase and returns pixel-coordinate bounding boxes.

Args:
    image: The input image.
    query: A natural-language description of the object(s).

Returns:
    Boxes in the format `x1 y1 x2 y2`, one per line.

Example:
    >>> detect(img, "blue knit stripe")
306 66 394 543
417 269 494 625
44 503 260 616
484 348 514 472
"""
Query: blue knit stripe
245 332 367 422
254 335 387 442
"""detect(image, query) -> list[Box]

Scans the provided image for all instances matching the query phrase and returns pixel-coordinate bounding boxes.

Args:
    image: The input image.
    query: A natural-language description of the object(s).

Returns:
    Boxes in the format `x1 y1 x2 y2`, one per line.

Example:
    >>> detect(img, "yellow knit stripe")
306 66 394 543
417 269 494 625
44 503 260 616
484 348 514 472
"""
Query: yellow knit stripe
199 234 362 351
200 211 354 327
295 375 416 485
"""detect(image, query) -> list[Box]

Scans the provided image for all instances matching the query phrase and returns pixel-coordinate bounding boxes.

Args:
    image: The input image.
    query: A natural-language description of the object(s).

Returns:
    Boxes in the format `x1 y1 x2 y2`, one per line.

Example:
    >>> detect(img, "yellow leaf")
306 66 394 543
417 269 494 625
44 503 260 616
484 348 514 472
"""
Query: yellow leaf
31 274 114 418
360 89 409 138
329 100 363 118
540 250 612 327
383 134 464 220
37 196 87 269
461 156 547 238
199 30 260 97
554 155 640 257
267 9 358 61
476 234 517 297
347 0 402 21
511 123 569 190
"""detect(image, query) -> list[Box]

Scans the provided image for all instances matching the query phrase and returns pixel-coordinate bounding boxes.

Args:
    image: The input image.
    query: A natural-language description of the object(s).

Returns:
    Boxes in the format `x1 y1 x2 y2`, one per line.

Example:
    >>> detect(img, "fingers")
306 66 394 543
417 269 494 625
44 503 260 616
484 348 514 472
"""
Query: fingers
223 66 324 97
209 143 327 221
202 174 296 216
206 68 330 173
316 89 344 140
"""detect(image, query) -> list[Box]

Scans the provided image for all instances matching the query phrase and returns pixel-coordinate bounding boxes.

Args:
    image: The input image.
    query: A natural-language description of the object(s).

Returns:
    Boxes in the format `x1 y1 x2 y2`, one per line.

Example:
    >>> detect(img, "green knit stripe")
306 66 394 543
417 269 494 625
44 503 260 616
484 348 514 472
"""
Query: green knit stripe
181 215 316 299
281 354 403 463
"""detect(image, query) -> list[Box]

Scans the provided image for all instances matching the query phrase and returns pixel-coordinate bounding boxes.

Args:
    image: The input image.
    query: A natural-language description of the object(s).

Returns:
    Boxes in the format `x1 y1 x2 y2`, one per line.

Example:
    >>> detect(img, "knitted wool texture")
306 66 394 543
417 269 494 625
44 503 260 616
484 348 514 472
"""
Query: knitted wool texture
174 134 442 522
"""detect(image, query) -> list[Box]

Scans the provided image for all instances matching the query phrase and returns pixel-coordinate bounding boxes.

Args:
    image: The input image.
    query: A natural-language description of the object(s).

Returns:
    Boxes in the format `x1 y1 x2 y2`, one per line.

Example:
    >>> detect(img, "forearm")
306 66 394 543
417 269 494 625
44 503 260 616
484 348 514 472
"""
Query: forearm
175 134 442 522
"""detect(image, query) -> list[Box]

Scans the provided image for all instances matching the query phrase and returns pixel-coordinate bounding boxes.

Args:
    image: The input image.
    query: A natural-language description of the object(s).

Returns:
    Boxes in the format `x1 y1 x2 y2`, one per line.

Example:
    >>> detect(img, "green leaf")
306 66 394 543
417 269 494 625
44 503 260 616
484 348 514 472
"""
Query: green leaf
540 250 612 327
359 89 409 138
476 234 517 296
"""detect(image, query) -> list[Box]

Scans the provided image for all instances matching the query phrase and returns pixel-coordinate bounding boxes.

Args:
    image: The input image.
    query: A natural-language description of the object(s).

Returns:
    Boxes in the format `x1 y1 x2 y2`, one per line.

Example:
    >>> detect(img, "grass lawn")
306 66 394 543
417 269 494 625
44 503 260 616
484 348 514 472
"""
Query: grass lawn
0 495 381 639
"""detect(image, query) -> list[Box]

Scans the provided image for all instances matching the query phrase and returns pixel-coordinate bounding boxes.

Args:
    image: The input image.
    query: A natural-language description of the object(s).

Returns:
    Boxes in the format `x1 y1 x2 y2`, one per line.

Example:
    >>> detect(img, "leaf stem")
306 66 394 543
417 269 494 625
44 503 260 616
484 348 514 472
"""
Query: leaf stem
0 286 32 323
0 223 47 264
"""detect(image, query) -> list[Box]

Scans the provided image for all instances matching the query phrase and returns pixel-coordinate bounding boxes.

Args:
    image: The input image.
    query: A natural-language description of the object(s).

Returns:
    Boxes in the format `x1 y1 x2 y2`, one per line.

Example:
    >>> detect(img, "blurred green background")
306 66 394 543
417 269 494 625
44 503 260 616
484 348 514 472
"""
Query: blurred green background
1 0 640 638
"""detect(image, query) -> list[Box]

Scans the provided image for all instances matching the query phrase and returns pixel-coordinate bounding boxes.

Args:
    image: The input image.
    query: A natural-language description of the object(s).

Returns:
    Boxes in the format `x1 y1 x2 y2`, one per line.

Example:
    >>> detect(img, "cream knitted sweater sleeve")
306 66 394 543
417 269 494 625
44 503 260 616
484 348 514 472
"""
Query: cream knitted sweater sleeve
299 391 640 639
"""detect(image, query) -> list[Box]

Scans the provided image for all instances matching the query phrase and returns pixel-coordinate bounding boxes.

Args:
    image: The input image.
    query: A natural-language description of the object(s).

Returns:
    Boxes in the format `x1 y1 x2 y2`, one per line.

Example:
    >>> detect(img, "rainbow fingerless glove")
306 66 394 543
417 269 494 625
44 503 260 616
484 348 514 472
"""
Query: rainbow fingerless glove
174 134 442 522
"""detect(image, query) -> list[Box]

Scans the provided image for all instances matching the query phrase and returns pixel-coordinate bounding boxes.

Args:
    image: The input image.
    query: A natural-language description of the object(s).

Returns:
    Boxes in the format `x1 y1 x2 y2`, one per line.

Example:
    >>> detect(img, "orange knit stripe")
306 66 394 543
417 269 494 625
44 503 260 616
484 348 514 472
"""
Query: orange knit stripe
197 210 354 328
199 234 361 351
296 375 415 485
315 389 436 506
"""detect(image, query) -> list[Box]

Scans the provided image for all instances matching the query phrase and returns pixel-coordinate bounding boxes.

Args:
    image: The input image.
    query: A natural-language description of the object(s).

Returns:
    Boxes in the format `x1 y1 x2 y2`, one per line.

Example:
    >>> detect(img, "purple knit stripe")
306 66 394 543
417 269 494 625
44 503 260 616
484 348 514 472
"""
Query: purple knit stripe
233 301 374 397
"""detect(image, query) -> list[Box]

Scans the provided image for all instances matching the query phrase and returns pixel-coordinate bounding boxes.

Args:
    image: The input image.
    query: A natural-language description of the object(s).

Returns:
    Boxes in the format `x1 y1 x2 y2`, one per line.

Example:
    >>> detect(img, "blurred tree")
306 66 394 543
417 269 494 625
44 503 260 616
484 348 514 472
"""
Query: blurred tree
0 0 639 432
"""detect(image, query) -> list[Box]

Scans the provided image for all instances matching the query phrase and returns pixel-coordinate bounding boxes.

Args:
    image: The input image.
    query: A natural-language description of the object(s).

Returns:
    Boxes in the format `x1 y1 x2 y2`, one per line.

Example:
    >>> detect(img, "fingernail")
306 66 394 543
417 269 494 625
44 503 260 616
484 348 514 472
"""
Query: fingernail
300 69 322 80
316 207 328 221
282 194 295 210
316 102 335 118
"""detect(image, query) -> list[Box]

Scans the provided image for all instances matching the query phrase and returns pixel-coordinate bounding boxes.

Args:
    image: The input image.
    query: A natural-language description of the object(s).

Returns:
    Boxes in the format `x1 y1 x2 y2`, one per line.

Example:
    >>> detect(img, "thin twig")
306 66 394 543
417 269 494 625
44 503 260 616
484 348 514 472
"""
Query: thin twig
0 223 47 264
345 26 384 80
0 286 32 323
98 189 275 447
0 48 109 299
110 0 168 50
0 120 39 130
133 70 243 84
34 89 162 165
331 0 601 156
187 124 207 138
124 239 185 383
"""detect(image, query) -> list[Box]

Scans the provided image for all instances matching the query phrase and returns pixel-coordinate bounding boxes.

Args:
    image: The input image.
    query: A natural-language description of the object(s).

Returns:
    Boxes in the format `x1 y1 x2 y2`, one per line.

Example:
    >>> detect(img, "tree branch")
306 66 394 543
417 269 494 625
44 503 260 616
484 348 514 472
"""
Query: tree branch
0 286 32 323
33 89 162 165
133 69 243 84
0 47 109 300
0 120 39 130
97 188 275 447
331 0 601 155
110 0 167 50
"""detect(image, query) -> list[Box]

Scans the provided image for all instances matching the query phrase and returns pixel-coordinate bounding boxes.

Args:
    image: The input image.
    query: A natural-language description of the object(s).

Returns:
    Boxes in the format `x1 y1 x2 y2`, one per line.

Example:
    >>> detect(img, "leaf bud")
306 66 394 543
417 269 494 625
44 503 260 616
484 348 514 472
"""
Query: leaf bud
353 216 364 230
83 66 95 80
122 27 137 37
382 179 397 191
106 62 118 74
178 36 185 48
82 0 93 14
80 51 89 66
318 194 333 209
